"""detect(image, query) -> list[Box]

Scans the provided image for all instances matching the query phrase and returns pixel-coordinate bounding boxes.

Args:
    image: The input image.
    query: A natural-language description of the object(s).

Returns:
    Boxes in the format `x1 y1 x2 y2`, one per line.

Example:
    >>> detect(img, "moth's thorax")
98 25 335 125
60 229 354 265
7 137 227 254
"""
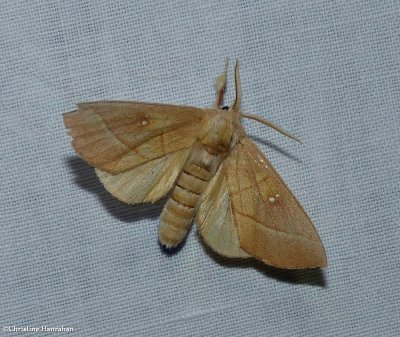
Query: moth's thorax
200 108 235 155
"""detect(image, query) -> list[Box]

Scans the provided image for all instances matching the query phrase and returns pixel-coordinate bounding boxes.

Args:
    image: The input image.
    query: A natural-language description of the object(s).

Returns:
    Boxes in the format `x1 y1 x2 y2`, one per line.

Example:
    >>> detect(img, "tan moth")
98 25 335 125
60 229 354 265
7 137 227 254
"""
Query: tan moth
63 60 327 269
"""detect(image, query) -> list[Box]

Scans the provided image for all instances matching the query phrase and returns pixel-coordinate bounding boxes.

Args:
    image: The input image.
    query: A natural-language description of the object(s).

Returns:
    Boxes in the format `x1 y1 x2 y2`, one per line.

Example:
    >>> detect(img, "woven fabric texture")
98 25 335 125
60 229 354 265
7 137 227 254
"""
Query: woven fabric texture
1 1 399 336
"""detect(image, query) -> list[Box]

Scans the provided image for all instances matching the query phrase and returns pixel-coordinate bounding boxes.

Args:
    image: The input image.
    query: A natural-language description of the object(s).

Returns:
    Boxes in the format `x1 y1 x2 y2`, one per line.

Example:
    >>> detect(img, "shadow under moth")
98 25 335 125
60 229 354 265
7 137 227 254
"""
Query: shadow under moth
63 60 327 269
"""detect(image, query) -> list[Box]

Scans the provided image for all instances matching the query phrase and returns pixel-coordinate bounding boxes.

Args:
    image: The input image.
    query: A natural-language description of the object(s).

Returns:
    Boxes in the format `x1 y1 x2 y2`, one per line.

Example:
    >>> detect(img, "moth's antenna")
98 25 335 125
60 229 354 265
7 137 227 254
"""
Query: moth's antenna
241 113 302 143
231 59 242 111
226 60 300 143
214 58 228 108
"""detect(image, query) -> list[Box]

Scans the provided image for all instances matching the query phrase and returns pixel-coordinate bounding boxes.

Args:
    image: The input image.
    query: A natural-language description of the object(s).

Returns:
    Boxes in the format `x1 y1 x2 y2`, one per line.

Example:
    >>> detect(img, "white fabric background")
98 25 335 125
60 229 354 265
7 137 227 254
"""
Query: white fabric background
1 1 399 336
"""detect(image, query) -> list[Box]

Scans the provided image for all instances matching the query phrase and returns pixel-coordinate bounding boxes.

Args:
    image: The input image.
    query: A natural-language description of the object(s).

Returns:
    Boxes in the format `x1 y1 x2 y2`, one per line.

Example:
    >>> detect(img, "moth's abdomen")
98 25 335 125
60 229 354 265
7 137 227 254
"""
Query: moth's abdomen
159 160 213 248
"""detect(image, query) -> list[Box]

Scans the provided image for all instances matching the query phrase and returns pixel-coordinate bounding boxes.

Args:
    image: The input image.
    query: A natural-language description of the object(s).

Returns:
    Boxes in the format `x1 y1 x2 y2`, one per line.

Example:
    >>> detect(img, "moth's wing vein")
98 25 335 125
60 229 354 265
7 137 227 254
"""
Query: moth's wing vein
64 101 206 174
224 137 327 269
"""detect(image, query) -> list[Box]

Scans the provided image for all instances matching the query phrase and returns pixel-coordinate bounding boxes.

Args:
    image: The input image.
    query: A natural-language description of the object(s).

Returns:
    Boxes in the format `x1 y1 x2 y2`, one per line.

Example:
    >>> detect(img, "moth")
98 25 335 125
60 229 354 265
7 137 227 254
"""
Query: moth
63 60 327 269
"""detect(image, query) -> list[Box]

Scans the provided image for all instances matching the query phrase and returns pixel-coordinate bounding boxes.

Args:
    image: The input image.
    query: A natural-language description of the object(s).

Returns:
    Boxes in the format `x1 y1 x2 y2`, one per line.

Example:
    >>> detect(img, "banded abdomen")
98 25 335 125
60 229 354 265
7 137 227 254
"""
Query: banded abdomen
159 146 221 248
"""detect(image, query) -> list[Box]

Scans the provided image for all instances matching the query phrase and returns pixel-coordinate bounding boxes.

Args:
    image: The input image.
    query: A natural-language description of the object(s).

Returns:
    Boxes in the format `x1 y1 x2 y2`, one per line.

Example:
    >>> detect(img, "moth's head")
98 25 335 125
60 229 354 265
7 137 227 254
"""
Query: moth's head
220 105 242 135
200 108 236 154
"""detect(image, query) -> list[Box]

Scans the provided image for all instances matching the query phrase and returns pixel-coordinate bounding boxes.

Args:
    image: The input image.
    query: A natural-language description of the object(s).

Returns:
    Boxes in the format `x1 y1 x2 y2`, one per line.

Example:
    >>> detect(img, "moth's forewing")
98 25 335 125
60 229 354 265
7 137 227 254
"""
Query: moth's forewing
225 138 327 269
63 101 205 174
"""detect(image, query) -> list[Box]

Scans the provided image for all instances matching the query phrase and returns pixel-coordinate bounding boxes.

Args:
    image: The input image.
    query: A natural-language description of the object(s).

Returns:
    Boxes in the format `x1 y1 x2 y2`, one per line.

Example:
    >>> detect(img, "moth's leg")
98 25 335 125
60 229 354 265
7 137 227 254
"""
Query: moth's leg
214 58 228 108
